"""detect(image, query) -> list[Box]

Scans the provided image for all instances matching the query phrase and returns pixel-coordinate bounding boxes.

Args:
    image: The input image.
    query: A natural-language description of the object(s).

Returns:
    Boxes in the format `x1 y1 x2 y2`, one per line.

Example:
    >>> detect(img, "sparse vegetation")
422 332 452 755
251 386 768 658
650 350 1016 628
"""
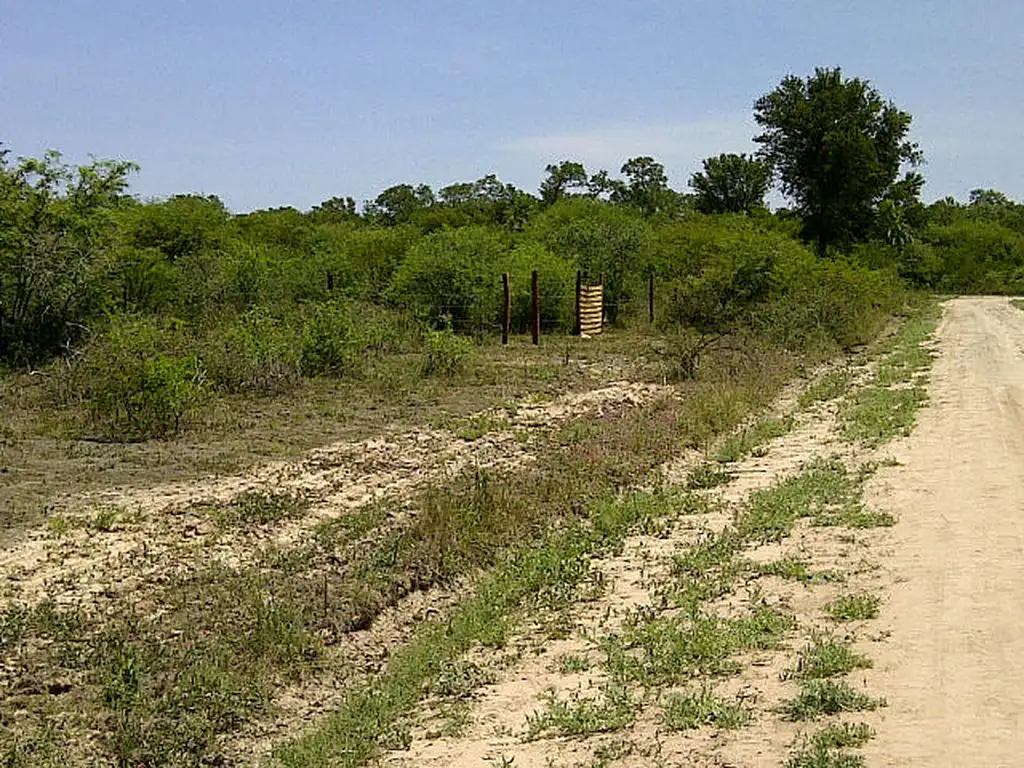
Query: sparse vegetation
661 688 752 730
781 680 883 720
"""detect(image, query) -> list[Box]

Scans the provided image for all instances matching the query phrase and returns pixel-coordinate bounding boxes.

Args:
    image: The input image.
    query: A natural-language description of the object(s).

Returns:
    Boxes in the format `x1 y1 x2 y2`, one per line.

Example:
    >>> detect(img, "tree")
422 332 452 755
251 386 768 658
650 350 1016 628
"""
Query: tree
754 67 922 254
364 183 435 225
689 153 771 214
539 160 589 206
0 147 138 363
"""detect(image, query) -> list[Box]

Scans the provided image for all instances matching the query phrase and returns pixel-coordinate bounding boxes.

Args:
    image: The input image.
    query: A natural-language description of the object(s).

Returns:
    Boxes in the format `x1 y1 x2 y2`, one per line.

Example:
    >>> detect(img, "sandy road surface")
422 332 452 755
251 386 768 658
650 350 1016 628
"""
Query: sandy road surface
866 297 1024 766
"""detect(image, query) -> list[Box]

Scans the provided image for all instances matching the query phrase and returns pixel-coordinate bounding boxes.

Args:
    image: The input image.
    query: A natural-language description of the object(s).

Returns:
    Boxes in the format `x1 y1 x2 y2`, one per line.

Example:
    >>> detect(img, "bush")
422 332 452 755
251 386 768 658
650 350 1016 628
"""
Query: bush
299 300 360 377
423 322 474 376
202 308 302 394
389 226 510 335
68 317 206 440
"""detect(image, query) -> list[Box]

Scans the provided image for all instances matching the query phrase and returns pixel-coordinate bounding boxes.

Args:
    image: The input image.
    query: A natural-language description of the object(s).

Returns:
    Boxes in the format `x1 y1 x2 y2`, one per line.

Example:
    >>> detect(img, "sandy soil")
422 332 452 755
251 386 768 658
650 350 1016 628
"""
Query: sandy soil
863 296 1024 766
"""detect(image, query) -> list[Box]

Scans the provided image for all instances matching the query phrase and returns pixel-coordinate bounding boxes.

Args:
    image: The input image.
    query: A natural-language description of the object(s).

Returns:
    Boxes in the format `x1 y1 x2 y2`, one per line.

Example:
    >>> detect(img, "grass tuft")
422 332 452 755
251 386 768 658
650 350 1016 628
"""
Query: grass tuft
781 680 882 721
794 637 872 679
661 687 752 730
824 594 881 622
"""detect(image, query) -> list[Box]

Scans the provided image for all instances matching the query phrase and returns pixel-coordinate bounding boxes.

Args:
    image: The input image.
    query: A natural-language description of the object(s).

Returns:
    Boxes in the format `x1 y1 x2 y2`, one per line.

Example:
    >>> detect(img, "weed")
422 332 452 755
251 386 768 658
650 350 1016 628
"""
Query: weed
685 462 733 490
752 556 842 584
793 637 872 679
841 386 927 446
785 723 874 768
714 416 794 463
825 594 881 622
661 688 752 730
785 745 866 768
206 489 309 527
525 684 636 740
811 722 874 749
781 680 882 720
798 371 852 408
557 654 592 674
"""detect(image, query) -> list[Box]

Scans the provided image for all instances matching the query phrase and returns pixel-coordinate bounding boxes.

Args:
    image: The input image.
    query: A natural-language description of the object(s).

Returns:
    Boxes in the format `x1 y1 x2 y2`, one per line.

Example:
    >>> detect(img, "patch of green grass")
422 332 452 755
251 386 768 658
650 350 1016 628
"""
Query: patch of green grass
798 372 852 409
841 386 928 446
205 489 310 527
781 680 882 721
556 654 592 674
735 459 863 542
785 745 866 768
811 722 874 749
714 416 794 463
814 505 895 529
824 594 881 622
313 502 390 548
794 637 872 679
685 462 733 490
610 603 794 686
785 723 874 768
524 683 636 739
661 688 752 730
272 489 675 766
752 557 842 584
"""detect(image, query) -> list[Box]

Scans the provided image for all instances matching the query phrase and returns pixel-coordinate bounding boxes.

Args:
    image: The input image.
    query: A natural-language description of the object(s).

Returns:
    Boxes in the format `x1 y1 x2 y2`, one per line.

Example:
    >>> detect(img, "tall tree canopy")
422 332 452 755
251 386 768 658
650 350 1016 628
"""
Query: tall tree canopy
754 67 922 254
689 153 771 214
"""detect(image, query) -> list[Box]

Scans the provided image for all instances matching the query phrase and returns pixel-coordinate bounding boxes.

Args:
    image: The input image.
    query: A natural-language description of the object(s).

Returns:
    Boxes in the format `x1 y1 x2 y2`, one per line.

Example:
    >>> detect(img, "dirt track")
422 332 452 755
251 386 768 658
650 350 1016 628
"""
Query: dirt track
866 296 1024 766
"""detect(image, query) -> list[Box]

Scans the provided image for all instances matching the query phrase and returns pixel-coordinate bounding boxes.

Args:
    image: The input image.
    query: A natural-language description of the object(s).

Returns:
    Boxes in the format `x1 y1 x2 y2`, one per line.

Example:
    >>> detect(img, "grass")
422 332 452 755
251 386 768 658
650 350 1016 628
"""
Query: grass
714 415 794 463
781 680 882 721
841 299 940 446
784 723 874 768
824 594 882 622
793 637 872 679
202 489 310 527
685 462 733 490
798 371 852 409
524 684 636 739
753 557 843 584
661 688 752 730
735 459 864 542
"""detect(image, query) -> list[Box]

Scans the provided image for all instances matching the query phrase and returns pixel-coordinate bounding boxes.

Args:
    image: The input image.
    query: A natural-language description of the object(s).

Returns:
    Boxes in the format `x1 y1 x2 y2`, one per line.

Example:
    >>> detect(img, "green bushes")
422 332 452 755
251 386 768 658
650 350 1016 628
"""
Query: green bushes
68 318 206 440
389 226 509 333
202 308 301 393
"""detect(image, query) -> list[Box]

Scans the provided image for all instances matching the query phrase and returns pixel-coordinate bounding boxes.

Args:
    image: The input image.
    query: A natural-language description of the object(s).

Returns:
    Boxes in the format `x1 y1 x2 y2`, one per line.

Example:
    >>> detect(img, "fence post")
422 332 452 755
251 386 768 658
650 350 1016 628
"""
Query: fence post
648 273 655 324
599 272 606 332
531 269 540 345
502 272 511 345
574 270 582 336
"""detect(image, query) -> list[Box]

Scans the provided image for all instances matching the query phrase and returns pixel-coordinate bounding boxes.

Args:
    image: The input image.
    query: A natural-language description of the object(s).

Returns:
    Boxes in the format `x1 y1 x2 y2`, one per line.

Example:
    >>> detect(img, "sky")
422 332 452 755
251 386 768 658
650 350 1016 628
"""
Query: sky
2 1 1022 212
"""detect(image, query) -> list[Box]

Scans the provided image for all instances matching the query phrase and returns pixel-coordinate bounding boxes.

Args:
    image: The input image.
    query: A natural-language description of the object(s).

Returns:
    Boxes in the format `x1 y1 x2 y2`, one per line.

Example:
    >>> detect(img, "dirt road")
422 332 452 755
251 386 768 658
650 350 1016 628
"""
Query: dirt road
866 296 1024 766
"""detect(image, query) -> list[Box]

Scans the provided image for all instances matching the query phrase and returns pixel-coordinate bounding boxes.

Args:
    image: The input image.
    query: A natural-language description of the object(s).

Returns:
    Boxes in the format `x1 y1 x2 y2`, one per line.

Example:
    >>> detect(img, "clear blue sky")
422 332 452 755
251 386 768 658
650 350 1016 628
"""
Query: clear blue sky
3 1 1021 212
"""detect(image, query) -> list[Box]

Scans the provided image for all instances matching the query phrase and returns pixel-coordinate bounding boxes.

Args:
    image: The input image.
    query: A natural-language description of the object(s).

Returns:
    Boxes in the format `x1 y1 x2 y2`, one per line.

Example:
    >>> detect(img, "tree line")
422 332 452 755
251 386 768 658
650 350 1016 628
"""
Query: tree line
1 67 1020 436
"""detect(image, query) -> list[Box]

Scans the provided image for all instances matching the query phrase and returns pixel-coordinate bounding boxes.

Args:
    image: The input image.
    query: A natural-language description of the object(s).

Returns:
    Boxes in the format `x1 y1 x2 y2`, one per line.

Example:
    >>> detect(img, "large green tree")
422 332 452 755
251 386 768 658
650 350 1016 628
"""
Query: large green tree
689 153 771 214
753 67 922 254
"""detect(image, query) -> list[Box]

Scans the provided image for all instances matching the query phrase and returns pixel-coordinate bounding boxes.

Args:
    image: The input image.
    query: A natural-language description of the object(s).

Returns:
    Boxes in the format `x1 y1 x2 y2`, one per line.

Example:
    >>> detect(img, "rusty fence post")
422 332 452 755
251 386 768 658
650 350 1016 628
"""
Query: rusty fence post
574 270 582 336
531 269 540 345
502 272 511 345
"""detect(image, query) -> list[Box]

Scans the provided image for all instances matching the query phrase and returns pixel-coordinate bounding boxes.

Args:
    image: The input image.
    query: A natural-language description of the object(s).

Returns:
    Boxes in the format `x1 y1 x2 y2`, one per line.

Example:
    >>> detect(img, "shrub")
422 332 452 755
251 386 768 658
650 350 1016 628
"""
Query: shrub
423 322 474 376
502 242 577 333
69 317 205 440
388 226 509 334
299 300 360 377
202 308 302 393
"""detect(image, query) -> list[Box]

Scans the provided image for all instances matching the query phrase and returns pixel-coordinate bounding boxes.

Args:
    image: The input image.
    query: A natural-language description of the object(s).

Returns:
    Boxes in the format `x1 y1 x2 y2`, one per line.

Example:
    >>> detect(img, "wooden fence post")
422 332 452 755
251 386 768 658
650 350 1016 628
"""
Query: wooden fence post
648 273 655 323
531 269 540 345
599 272 606 332
502 272 511 345
574 270 582 336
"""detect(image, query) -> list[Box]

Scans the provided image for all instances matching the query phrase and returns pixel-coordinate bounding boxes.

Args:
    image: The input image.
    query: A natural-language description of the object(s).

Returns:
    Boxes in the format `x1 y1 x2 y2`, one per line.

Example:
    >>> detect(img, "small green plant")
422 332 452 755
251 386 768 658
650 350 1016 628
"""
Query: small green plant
825 594 881 622
714 416 794 463
841 386 927 446
781 680 882 720
661 688 752 730
556 654 592 674
785 723 874 768
208 490 309 527
92 506 121 532
798 371 852 408
524 684 636 740
685 462 733 490
793 637 872 679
